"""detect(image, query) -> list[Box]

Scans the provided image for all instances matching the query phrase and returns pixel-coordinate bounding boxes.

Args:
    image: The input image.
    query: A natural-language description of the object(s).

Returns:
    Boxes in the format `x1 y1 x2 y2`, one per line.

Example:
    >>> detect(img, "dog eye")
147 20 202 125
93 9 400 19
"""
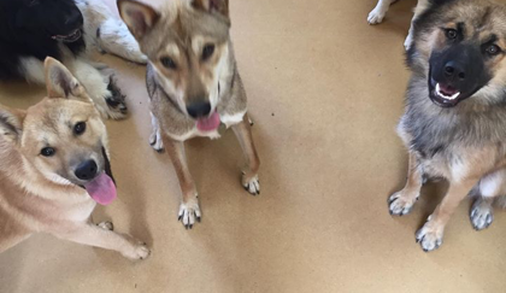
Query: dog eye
486 45 501 56
160 57 177 69
40 147 56 157
445 29 458 40
74 122 86 135
202 44 215 61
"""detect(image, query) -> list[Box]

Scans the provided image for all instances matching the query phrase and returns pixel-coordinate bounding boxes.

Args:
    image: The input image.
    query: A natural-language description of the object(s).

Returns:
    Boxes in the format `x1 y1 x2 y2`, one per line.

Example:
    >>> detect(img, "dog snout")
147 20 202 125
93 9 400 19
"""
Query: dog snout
444 61 466 81
75 160 98 181
65 10 83 27
186 101 211 118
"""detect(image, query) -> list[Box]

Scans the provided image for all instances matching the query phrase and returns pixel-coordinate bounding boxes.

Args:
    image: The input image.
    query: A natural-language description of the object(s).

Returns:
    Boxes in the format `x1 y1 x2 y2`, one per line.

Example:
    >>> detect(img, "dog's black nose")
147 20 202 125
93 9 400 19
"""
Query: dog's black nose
444 61 466 80
187 102 211 118
65 10 83 27
75 160 98 180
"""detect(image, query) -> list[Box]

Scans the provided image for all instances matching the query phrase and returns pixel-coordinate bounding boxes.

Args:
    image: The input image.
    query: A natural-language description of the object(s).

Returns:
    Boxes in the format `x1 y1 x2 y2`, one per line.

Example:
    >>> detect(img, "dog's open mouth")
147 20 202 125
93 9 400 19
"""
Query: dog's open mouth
429 79 465 108
51 29 82 43
83 172 117 206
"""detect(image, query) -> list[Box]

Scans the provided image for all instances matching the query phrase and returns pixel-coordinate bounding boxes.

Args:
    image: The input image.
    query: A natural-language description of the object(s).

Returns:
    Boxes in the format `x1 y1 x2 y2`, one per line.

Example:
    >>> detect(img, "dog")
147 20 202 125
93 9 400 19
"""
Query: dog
390 0 506 251
118 0 261 228
367 0 432 50
0 57 150 260
0 0 147 120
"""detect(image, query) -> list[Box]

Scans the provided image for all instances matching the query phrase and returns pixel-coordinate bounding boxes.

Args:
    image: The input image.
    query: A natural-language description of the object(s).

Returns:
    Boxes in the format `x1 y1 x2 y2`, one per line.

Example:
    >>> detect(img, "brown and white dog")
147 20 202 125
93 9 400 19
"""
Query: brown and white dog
118 0 261 228
0 57 150 260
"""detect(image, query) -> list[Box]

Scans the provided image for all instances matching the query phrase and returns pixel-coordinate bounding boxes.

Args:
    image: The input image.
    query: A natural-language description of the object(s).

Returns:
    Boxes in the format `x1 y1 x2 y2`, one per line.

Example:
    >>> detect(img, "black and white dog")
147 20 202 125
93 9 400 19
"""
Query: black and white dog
0 0 147 119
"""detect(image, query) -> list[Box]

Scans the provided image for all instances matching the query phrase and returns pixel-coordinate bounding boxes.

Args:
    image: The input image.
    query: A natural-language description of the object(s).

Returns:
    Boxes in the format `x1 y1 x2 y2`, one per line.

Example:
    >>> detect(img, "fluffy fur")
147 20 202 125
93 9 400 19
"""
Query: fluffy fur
0 57 150 260
390 0 506 252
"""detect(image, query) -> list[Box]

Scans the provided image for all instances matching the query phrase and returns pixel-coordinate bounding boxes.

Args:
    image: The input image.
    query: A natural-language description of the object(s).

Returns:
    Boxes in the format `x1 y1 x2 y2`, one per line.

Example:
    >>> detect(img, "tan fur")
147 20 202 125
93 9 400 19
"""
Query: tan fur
118 0 260 228
0 58 150 260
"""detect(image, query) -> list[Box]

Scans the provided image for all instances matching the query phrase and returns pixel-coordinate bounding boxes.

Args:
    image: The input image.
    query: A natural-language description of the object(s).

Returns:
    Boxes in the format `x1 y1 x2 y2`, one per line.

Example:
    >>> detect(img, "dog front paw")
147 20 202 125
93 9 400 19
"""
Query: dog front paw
178 199 201 229
149 128 164 152
242 173 260 195
367 7 386 24
123 241 151 261
388 190 418 216
470 198 494 231
416 220 444 252
104 76 128 120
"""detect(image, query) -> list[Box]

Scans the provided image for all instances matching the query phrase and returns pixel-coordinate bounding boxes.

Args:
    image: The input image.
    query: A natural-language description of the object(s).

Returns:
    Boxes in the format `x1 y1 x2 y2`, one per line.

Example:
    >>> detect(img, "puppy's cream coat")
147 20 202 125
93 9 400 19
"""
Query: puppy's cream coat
0 57 149 260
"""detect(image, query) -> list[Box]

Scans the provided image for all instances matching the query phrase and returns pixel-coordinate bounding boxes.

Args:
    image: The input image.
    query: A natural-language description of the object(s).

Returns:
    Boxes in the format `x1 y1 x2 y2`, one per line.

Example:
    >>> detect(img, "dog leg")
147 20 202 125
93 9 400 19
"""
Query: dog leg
161 135 201 229
416 179 476 252
367 0 398 24
469 169 506 230
388 152 423 216
54 223 150 260
149 112 164 152
71 59 127 120
232 113 261 195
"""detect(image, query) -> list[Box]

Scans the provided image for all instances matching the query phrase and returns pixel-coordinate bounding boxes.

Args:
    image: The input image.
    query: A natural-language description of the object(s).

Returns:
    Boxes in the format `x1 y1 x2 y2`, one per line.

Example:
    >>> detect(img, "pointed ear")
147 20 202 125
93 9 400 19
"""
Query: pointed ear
192 0 230 23
44 57 88 101
0 106 25 143
118 0 160 40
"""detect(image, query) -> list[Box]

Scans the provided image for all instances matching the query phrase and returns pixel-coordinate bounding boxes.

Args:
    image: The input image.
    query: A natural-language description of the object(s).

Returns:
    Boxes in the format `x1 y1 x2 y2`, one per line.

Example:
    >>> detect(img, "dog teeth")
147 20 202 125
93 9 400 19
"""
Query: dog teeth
435 83 460 100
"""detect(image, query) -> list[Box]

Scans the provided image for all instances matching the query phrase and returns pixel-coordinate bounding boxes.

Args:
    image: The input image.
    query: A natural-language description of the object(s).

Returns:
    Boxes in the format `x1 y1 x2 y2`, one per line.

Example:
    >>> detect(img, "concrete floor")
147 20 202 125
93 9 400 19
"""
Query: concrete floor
1 0 506 292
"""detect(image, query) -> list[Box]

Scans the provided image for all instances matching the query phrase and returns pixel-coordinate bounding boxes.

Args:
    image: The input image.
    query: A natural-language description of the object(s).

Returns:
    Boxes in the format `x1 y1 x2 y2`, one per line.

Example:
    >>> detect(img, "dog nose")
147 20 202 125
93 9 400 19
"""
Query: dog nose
444 61 466 81
186 102 211 118
75 160 98 180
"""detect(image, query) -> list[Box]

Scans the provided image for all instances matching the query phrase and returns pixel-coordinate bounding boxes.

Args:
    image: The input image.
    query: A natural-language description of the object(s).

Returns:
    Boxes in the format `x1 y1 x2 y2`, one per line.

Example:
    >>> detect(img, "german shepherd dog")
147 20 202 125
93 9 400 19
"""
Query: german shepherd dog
118 0 261 228
0 0 147 120
0 57 150 260
391 0 506 252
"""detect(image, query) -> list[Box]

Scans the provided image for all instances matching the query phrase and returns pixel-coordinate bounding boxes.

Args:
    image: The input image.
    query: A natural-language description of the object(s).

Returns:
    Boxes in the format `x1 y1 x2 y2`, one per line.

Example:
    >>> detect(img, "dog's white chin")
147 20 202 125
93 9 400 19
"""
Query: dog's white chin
435 83 460 100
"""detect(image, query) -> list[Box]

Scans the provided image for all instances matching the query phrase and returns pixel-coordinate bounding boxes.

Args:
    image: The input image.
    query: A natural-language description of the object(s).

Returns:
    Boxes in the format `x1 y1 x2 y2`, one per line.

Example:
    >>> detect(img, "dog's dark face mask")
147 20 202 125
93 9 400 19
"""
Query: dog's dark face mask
428 25 496 108
14 0 84 43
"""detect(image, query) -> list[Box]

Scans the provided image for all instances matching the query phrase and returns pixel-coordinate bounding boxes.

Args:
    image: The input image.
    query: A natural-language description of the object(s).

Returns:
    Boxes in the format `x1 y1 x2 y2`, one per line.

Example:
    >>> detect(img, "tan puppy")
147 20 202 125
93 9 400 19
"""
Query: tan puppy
0 57 150 260
118 0 261 228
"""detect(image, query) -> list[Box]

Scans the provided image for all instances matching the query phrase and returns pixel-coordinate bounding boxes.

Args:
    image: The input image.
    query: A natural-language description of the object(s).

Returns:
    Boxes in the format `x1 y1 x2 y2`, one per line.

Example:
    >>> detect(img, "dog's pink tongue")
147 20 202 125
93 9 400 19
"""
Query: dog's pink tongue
196 112 221 132
84 173 117 206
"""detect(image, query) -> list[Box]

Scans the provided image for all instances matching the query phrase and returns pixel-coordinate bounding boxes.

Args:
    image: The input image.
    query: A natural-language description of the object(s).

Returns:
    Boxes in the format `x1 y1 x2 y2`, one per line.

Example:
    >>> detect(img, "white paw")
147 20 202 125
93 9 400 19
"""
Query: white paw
123 242 151 261
242 174 260 195
178 199 202 229
367 7 387 24
470 200 494 231
388 190 418 216
149 128 164 152
416 220 444 252
97 221 114 231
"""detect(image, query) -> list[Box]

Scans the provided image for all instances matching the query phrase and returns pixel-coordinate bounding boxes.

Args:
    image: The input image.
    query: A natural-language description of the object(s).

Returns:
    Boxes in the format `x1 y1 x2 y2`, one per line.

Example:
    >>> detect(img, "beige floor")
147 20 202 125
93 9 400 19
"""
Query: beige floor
1 0 506 292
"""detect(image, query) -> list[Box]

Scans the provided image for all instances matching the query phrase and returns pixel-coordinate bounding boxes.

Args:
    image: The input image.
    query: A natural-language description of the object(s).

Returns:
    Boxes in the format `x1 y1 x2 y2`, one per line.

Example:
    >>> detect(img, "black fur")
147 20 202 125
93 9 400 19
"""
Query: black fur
0 0 86 80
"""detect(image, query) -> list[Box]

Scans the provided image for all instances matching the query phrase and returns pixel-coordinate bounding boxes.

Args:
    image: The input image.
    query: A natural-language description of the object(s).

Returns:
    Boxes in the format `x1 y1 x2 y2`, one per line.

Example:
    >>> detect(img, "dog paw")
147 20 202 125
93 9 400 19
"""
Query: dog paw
97 221 114 231
104 76 128 120
242 173 260 195
470 199 494 231
149 128 164 152
367 8 386 24
388 190 418 216
416 221 444 252
123 242 151 261
178 199 201 229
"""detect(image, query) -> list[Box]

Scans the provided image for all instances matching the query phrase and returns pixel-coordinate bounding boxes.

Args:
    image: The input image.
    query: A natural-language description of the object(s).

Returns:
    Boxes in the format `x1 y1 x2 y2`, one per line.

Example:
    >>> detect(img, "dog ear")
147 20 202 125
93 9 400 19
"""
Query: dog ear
0 106 25 143
192 0 230 24
44 57 88 102
118 0 160 40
